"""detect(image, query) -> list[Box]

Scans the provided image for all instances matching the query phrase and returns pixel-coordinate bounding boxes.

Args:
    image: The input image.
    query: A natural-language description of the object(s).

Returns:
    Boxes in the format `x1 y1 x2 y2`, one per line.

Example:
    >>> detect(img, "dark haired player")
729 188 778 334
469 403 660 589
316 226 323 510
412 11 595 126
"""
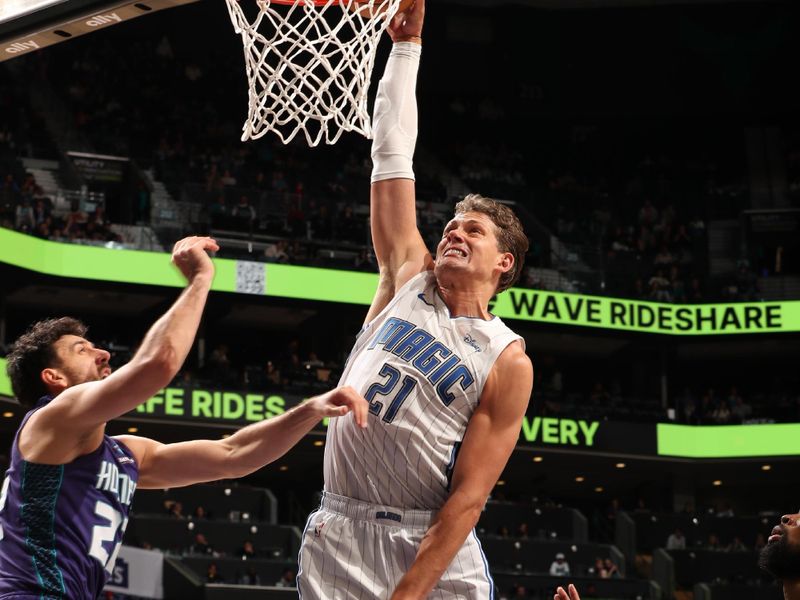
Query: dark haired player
760 511 800 599
0 236 368 599
555 510 800 600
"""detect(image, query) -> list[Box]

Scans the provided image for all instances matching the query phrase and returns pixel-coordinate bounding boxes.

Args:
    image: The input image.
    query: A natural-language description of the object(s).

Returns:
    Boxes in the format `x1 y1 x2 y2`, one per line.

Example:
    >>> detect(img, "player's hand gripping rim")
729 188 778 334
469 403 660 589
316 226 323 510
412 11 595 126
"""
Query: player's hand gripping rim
388 0 424 44
554 584 580 600
311 386 369 429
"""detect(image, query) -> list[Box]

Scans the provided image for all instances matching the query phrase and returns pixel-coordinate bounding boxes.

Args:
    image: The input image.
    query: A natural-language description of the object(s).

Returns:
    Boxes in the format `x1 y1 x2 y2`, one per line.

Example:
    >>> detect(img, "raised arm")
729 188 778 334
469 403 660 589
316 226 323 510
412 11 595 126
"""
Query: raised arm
116 387 368 489
367 0 432 323
390 342 533 600
20 237 218 464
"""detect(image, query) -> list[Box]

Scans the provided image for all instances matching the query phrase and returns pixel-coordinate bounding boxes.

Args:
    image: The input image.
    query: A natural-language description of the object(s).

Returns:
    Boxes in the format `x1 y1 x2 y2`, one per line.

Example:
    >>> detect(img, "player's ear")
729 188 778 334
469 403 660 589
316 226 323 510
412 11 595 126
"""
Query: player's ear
497 251 514 274
41 367 66 390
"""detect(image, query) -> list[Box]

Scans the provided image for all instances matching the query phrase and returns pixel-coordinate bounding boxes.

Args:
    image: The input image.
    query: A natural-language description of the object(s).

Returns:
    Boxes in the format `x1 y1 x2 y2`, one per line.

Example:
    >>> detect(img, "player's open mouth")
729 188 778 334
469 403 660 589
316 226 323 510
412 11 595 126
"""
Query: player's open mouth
768 525 784 544
443 247 467 259
100 367 112 378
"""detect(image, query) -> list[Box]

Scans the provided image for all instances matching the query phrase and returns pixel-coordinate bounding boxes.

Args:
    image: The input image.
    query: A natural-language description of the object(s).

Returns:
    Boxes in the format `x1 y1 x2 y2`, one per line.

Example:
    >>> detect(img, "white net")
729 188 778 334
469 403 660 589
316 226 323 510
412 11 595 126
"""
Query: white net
224 0 402 146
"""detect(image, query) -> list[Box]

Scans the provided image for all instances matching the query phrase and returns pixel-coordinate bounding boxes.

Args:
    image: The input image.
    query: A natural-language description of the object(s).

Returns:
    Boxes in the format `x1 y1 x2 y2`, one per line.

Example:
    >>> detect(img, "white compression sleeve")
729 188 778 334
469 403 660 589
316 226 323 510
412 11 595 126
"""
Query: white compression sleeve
371 42 421 183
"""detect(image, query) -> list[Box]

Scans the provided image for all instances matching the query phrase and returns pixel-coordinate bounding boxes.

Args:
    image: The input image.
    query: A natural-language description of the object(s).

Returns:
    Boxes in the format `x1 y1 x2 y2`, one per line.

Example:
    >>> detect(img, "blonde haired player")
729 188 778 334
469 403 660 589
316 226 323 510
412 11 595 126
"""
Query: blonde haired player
297 1 534 598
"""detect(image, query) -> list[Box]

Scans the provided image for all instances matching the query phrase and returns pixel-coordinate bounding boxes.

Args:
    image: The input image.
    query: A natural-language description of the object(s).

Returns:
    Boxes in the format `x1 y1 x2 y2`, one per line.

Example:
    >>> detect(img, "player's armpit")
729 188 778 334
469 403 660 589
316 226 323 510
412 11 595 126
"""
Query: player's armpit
390 342 533 599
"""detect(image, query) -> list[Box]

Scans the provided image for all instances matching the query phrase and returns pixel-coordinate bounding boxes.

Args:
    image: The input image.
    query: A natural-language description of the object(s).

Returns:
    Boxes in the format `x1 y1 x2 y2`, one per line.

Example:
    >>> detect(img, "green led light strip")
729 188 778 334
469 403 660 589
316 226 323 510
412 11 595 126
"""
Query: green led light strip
1 359 797 459
2 227 800 334
657 423 800 458
0 358 10 397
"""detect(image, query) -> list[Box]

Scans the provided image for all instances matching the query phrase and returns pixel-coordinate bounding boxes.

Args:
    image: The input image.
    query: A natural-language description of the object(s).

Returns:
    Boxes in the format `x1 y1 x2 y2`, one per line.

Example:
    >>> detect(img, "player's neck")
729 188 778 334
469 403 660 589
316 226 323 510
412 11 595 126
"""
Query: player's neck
784 580 800 600
436 282 493 320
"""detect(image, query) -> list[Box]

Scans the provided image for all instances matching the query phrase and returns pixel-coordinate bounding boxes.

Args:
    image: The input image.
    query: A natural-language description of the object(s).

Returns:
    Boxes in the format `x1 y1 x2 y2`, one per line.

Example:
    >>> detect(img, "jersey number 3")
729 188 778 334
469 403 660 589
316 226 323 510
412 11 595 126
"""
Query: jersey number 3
365 364 418 424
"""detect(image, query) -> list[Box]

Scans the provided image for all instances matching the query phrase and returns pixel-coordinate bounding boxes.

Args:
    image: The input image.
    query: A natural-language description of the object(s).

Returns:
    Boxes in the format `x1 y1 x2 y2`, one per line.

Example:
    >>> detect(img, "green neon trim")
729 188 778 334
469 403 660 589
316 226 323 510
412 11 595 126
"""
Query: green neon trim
657 423 800 458
2 228 800 335
0 358 10 397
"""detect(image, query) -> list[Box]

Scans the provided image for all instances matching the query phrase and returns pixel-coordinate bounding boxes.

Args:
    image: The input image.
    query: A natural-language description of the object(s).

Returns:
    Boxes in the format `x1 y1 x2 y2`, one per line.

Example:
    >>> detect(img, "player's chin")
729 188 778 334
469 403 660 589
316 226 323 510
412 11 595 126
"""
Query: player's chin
434 257 469 274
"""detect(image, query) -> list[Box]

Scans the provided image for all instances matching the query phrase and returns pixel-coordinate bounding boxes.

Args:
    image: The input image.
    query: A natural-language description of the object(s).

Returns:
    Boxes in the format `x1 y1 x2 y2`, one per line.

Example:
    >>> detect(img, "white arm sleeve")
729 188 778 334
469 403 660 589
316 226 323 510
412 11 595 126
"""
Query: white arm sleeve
370 42 421 183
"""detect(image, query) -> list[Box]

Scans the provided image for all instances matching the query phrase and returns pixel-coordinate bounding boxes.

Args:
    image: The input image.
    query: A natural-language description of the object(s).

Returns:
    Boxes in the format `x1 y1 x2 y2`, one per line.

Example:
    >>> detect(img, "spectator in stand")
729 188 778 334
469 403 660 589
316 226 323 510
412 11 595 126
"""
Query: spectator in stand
669 266 686 303
717 502 735 517
728 387 752 422
189 533 214 555
510 522 526 540
208 343 234 385
549 552 571 576
711 400 732 424
193 505 207 520
264 360 282 386
727 535 747 552
240 540 256 559
667 528 686 550
511 583 527 598
206 562 224 583
264 239 290 263
165 500 184 519
32 197 50 228
14 198 35 232
354 248 376 271
707 533 722 551
239 567 261 585
64 201 88 236
231 195 257 231
593 557 608 578
603 558 620 578
275 568 296 587
648 269 671 302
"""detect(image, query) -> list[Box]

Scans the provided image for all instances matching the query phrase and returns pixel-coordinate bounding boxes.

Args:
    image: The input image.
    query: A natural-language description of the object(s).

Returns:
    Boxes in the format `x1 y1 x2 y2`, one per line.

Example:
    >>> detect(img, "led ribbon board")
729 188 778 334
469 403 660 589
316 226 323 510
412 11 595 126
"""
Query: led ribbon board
657 423 800 458
1 373 798 458
2 228 800 334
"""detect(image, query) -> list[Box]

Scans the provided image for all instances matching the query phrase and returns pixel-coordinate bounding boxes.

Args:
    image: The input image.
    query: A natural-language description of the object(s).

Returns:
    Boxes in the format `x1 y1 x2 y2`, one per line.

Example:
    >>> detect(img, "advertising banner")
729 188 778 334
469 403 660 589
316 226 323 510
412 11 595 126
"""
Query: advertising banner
104 545 164 599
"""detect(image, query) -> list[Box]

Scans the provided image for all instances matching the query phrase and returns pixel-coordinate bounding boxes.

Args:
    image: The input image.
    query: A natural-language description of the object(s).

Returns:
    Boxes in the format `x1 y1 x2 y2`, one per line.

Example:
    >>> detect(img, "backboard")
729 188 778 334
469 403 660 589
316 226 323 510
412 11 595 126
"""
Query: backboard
0 0 198 62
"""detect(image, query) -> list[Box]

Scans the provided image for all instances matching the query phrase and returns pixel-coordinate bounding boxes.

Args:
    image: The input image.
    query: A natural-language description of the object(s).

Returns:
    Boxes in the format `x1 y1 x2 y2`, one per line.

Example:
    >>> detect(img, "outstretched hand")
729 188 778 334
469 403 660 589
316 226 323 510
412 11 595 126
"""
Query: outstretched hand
554 584 580 600
387 0 424 43
172 236 219 283
311 386 369 429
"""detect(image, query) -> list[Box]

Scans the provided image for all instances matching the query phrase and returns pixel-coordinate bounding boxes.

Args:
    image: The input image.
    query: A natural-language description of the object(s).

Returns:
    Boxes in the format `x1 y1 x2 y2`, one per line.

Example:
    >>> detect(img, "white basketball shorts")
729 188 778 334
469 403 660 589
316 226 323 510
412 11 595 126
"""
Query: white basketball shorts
297 492 494 599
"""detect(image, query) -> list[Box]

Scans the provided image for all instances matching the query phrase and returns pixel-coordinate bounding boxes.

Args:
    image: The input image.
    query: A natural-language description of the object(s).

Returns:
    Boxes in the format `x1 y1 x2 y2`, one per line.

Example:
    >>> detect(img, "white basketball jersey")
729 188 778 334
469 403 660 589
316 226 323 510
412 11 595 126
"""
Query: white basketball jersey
323 271 524 510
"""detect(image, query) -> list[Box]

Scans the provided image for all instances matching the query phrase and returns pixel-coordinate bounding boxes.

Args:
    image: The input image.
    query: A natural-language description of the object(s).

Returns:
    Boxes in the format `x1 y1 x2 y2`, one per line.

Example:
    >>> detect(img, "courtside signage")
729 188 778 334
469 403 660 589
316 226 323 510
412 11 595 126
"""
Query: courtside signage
135 386 287 423
2 229 800 335
493 289 795 335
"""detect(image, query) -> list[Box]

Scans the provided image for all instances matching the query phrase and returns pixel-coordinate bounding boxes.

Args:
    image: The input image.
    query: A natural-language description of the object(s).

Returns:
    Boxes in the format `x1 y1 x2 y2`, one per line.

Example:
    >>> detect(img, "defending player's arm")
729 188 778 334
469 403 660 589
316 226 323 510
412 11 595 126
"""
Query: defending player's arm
116 387 368 488
390 342 533 600
367 0 432 323
22 237 217 463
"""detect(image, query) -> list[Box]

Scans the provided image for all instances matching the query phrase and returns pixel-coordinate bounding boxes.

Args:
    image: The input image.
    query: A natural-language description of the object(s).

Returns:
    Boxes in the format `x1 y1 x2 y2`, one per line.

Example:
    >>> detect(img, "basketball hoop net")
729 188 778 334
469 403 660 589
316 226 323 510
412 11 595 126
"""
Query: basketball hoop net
224 0 402 146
